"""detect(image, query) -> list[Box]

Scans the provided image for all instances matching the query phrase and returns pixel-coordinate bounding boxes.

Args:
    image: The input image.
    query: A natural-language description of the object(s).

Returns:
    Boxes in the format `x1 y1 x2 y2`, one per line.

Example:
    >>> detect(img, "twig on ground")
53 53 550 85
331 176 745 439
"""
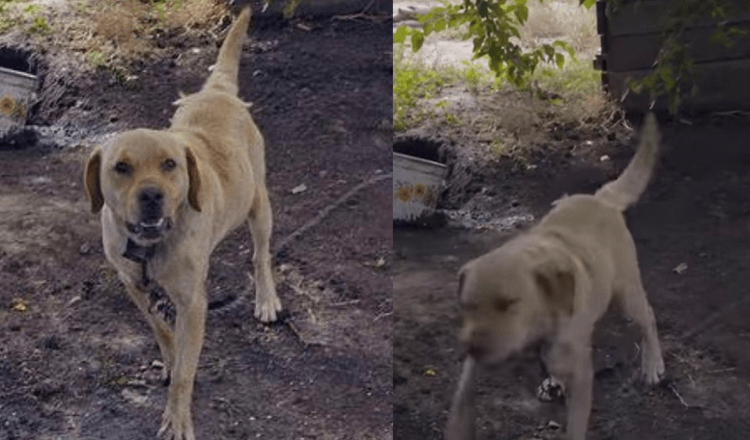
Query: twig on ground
681 293 750 341
330 299 360 307
332 0 382 21
285 320 308 345
669 384 689 409
274 173 392 258
373 311 392 322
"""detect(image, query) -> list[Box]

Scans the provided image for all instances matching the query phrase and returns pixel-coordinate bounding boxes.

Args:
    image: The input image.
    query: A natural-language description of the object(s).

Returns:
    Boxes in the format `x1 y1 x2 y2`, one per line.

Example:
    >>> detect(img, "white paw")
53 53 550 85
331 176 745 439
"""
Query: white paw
254 293 282 323
158 407 195 440
642 356 665 385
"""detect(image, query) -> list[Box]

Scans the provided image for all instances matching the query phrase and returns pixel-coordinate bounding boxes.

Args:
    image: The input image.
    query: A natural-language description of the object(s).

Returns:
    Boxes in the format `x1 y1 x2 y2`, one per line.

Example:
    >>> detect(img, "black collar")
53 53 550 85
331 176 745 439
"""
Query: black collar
121 238 176 326
122 239 156 289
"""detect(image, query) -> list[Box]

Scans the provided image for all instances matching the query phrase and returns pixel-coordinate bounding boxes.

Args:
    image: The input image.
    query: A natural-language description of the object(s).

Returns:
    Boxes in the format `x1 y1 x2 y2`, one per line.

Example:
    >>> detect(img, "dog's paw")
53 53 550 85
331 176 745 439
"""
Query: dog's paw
254 294 282 323
158 407 195 440
642 357 665 385
536 377 565 402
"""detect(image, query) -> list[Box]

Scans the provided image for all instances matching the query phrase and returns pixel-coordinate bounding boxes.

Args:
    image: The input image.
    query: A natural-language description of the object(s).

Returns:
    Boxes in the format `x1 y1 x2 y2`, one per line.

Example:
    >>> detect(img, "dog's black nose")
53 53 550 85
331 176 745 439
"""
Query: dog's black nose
139 186 164 220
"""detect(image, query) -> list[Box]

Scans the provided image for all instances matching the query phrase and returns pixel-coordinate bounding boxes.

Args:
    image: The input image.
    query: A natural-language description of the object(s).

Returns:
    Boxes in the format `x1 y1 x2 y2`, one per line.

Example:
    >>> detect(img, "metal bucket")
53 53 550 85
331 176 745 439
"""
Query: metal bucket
393 152 447 222
0 66 37 136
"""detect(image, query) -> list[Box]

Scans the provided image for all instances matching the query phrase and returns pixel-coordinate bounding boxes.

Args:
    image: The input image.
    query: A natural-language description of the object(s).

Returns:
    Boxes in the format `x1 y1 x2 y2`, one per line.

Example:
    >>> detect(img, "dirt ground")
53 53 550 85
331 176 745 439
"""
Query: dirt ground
394 115 750 439
0 13 392 440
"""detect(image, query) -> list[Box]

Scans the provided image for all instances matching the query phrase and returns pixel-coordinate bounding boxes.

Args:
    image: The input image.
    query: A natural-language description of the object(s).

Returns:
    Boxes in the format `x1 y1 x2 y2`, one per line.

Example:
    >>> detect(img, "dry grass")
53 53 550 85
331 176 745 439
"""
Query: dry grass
522 0 598 57
8 0 230 68
79 0 227 62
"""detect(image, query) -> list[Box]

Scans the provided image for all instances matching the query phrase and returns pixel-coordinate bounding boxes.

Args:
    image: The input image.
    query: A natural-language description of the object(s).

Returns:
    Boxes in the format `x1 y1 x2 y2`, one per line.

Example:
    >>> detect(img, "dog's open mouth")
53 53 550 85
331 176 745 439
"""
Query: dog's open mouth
126 217 173 240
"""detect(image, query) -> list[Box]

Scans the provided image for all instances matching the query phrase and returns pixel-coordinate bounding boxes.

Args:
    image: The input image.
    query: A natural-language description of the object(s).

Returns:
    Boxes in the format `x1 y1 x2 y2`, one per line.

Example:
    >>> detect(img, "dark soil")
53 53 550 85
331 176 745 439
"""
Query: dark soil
394 116 750 439
0 16 392 440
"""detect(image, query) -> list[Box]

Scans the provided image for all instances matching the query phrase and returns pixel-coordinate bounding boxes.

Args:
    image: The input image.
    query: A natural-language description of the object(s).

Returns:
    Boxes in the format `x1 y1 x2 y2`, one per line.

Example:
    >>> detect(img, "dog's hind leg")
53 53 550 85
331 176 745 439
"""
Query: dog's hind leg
617 278 665 385
247 184 281 323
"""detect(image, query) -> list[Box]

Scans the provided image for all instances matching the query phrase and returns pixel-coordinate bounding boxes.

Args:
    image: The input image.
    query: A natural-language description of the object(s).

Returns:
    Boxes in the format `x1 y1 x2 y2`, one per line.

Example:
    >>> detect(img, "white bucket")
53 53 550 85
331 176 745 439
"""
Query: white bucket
393 152 446 222
0 66 37 136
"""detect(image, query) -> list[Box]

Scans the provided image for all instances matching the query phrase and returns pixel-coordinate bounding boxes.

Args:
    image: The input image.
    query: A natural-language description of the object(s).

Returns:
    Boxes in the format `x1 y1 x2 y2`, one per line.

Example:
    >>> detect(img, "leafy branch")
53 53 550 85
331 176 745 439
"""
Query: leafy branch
625 0 749 113
393 0 578 88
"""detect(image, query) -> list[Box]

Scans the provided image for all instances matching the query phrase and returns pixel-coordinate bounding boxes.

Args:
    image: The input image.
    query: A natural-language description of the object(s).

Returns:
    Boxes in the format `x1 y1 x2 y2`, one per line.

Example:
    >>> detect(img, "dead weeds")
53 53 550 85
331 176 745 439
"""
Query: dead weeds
6 0 229 69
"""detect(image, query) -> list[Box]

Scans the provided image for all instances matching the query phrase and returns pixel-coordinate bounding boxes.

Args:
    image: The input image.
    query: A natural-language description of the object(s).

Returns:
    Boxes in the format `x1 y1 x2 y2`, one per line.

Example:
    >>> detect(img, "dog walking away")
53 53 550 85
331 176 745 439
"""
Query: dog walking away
446 114 665 440
83 8 281 440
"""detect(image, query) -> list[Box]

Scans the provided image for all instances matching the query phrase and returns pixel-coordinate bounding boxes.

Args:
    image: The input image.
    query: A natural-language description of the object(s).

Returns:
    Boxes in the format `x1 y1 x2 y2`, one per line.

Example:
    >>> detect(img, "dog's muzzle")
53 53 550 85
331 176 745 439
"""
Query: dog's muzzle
126 186 173 240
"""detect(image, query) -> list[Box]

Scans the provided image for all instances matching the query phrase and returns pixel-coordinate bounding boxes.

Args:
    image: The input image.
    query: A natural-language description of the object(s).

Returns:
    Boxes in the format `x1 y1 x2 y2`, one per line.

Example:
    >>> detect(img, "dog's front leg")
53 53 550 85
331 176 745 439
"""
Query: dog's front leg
562 346 593 440
123 284 174 383
445 356 477 440
159 283 207 440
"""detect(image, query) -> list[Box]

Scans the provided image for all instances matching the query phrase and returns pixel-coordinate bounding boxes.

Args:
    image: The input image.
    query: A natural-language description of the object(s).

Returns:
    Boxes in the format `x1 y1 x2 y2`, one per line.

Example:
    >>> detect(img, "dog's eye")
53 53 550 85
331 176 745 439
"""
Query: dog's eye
162 159 177 171
114 162 131 174
493 298 516 313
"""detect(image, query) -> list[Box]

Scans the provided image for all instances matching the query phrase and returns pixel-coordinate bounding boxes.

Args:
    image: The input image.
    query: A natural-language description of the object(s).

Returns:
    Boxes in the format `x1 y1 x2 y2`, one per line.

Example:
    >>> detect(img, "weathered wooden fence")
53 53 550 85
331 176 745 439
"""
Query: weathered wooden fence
595 0 750 112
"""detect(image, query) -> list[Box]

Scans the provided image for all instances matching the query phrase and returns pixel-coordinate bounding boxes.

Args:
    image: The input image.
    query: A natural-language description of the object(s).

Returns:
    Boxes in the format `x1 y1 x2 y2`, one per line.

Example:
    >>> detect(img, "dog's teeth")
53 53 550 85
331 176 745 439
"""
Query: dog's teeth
141 218 165 228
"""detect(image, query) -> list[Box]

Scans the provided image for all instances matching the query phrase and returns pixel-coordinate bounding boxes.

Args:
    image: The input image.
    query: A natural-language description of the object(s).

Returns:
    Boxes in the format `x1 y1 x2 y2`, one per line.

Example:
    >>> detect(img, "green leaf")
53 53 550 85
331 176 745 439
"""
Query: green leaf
411 31 425 52
514 4 528 24
434 17 447 32
393 26 409 44
580 0 596 9
659 65 675 91
555 52 565 69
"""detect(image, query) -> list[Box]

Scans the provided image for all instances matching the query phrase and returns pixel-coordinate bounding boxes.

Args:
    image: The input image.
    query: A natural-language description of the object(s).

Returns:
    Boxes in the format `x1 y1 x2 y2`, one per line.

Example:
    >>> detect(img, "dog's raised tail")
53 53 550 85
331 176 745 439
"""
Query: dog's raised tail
595 113 660 211
203 7 252 95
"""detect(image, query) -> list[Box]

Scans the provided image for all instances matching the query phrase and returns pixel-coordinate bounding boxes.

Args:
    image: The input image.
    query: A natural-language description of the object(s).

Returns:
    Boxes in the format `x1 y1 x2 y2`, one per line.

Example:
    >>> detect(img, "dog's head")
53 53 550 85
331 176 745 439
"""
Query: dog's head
84 129 201 245
457 238 576 365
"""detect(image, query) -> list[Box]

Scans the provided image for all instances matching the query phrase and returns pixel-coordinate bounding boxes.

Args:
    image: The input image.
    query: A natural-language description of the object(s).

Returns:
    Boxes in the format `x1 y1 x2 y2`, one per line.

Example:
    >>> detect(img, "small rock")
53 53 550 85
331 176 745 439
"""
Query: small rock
600 155 610 162
10 298 27 312
291 183 307 194
79 243 91 255
673 262 688 274
121 388 148 405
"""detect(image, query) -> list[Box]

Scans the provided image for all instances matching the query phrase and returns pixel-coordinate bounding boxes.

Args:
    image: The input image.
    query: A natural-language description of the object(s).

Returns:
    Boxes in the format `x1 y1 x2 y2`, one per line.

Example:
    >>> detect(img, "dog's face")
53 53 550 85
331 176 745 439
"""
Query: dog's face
84 129 201 245
457 257 538 364
457 244 575 365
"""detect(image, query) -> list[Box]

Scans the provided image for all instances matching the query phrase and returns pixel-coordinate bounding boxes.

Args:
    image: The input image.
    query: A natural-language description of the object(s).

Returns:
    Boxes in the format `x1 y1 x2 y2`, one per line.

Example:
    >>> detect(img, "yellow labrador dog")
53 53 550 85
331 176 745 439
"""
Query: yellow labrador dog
446 114 664 440
83 8 281 440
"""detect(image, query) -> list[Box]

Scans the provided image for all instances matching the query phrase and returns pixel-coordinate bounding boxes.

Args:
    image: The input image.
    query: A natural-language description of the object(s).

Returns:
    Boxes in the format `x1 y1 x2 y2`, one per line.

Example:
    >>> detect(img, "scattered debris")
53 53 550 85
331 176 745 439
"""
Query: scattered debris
673 262 688 275
10 298 27 312
79 242 91 255
364 257 386 269
291 183 308 194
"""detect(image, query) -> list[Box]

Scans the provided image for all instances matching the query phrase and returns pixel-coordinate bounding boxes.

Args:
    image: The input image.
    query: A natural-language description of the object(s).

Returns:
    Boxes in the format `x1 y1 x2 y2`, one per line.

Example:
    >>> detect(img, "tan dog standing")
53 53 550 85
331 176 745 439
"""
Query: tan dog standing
83 8 281 440
446 114 665 440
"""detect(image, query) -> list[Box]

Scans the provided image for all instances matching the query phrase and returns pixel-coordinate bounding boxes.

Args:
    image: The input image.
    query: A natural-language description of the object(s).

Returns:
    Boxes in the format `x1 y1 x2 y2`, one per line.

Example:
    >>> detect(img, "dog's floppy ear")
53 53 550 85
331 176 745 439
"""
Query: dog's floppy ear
84 147 104 213
533 256 576 316
185 147 202 212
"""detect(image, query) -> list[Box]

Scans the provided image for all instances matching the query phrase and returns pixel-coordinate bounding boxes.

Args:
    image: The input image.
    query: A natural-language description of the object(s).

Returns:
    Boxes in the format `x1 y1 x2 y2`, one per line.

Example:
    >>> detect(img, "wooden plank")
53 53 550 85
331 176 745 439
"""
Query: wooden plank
608 0 750 37
607 22 750 71
607 58 750 112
